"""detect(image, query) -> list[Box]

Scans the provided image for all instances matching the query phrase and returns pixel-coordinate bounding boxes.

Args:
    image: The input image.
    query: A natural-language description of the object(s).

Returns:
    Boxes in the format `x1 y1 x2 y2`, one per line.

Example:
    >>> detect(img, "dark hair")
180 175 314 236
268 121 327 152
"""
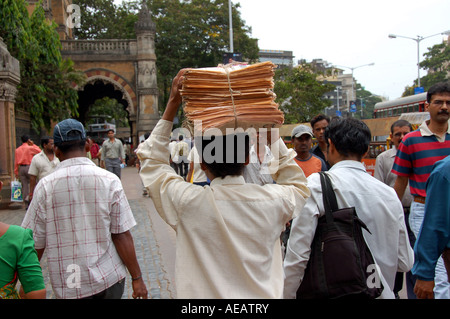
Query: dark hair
40 136 52 147
55 130 86 153
427 81 450 103
310 114 330 129
196 133 250 179
390 119 413 134
55 139 86 153
21 135 29 143
325 117 371 160
107 129 115 134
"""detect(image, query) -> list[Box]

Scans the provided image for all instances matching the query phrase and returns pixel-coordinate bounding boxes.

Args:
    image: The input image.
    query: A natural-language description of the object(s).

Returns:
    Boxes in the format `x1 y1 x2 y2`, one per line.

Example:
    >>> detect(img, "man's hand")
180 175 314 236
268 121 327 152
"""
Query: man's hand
414 279 435 299
132 277 148 299
111 231 148 299
162 69 188 122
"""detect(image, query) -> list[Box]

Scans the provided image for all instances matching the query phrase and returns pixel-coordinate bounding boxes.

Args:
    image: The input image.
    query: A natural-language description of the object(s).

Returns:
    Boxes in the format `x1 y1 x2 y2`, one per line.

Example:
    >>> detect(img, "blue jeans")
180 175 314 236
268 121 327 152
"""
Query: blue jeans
410 201 450 299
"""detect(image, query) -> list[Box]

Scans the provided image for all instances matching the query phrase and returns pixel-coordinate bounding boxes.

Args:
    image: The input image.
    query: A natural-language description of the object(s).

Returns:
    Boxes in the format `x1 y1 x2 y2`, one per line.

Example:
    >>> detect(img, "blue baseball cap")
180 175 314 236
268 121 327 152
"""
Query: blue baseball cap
53 119 86 145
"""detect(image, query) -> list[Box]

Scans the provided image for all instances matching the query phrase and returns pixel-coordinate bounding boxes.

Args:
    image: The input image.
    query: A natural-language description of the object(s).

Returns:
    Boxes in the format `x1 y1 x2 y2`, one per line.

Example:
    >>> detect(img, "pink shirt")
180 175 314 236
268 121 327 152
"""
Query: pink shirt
14 143 41 176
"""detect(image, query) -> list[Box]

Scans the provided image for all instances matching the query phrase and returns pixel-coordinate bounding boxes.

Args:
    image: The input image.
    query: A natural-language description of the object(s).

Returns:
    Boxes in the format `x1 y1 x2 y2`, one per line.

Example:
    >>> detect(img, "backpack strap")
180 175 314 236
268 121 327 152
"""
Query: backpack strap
319 172 338 225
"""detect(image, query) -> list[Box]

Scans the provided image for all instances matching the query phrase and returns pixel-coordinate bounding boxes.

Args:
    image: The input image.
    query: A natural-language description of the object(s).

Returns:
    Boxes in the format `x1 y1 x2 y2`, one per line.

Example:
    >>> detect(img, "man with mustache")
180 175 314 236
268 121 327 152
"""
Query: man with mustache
392 81 450 299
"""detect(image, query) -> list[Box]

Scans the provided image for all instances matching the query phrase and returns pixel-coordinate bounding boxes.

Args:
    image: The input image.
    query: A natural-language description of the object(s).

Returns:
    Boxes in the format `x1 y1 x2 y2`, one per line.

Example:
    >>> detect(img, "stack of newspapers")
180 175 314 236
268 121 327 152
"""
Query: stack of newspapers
180 61 284 133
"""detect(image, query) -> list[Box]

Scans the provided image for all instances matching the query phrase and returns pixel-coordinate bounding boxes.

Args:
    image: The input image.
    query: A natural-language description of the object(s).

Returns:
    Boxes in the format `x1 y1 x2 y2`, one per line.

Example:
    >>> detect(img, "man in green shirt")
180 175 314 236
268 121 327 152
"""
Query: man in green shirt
101 129 126 179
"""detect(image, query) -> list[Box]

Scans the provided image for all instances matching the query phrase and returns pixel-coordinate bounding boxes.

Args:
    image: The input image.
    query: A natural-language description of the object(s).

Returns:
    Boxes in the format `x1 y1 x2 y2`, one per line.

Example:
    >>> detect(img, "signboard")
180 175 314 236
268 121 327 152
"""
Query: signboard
223 52 243 64
362 158 376 176
414 87 424 95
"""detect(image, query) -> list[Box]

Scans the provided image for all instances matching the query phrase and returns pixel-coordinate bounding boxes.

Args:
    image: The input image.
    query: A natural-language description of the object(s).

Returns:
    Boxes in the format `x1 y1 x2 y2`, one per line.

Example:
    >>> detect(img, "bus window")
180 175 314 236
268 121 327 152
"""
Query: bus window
419 102 425 112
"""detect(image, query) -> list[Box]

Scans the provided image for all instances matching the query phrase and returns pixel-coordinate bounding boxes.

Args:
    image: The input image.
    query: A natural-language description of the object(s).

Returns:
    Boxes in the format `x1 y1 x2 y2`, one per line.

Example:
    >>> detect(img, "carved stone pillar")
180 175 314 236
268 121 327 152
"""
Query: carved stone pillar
0 37 20 208
134 3 159 138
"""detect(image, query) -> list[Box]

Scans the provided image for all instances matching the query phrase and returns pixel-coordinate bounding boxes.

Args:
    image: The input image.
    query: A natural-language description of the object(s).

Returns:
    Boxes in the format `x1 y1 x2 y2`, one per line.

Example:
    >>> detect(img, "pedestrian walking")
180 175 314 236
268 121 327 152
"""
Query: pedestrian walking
171 135 189 179
310 114 331 169
243 130 274 185
101 129 126 179
291 124 327 177
413 155 450 299
168 136 179 173
28 136 60 202
186 145 209 186
284 117 414 299
374 119 416 298
392 81 450 299
14 135 41 207
87 137 100 165
0 222 46 299
22 119 147 299
137 69 310 298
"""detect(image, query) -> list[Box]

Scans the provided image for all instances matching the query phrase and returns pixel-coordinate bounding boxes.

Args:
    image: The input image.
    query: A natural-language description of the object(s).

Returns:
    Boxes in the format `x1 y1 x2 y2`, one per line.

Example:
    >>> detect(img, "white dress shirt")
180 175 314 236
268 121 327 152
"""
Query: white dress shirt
22 157 136 299
283 160 414 299
243 144 274 185
137 119 310 298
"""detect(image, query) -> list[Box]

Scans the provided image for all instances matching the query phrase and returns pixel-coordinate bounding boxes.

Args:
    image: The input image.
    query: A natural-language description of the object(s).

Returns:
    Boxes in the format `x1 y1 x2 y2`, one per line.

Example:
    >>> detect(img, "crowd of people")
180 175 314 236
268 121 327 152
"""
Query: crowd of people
1 77 449 299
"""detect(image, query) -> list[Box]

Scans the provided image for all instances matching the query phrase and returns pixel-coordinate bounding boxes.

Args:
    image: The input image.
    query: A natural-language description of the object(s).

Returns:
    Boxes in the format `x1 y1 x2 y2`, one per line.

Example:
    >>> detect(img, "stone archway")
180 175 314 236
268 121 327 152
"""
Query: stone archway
77 69 138 143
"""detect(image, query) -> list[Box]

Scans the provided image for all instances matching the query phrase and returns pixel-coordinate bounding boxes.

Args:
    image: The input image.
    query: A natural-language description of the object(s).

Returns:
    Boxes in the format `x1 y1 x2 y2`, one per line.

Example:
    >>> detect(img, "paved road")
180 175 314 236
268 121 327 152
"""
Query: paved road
0 166 177 299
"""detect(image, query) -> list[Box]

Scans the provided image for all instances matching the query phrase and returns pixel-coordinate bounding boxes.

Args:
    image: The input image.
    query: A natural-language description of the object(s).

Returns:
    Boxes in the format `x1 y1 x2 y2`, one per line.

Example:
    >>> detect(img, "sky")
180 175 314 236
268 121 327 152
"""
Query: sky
234 0 450 100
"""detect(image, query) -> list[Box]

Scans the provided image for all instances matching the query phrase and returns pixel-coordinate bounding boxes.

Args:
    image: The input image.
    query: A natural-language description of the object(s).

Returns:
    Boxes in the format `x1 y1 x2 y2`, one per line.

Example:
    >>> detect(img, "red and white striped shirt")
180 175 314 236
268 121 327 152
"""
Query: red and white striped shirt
22 157 136 299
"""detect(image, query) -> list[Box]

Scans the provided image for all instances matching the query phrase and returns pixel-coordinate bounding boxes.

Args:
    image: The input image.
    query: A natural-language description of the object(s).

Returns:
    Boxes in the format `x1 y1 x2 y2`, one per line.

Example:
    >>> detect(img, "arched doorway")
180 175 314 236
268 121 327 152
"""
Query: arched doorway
77 73 136 144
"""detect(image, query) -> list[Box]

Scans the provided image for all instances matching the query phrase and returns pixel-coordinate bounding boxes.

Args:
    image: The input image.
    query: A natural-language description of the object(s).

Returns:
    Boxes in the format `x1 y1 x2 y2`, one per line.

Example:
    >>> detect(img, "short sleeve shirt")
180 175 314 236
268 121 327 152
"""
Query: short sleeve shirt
392 121 450 197
28 151 60 180
22 157 136 299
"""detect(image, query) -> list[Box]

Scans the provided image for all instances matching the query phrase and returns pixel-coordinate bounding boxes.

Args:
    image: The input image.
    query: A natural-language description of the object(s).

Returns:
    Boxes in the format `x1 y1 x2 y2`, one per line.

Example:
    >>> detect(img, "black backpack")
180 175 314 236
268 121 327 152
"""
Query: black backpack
296 172 384 299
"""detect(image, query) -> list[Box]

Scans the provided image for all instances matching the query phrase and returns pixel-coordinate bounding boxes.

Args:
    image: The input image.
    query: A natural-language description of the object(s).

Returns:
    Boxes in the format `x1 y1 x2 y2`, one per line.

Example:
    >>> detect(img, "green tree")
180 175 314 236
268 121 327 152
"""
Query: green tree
354 84 382 119
0 0 85 133
74 0 138 39
85 97 129 127
402 40 449 96
74 0 259 116
274 64 335 124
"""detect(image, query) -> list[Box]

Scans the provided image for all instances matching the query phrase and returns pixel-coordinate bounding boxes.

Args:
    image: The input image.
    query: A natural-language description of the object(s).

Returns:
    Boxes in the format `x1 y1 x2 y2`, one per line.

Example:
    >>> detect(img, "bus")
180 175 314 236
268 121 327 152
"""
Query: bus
87 119 116 143
373 92 427 118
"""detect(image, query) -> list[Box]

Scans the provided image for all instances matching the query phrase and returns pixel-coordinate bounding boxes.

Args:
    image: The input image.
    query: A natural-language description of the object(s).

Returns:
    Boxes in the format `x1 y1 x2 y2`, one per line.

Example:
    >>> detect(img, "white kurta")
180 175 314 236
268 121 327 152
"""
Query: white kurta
137 119 310 298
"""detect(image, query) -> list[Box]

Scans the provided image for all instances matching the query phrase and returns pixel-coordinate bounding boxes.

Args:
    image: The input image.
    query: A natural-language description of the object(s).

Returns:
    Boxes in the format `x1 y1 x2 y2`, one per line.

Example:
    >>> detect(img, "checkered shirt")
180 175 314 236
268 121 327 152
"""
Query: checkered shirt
22 157 136 299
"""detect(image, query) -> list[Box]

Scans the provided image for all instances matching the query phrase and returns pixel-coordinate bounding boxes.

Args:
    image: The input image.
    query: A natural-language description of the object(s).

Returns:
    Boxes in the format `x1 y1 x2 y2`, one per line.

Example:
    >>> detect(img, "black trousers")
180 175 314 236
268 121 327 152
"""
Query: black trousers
81 279 125 299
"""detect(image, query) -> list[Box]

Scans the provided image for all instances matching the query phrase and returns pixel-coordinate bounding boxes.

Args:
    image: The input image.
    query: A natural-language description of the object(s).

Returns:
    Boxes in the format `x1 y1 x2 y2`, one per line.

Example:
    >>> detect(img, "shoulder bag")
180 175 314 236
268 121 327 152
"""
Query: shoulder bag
296 172 383 299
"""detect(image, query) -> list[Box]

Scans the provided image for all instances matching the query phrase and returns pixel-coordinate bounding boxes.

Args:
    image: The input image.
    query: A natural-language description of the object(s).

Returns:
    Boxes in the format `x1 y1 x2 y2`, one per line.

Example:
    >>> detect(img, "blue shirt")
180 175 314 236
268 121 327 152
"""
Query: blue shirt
412 155 450 281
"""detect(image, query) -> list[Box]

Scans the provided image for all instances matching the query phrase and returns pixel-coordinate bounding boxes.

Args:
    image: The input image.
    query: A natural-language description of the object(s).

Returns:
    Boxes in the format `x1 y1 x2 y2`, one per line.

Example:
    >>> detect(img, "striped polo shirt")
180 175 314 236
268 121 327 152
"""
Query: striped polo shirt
392 121 450 198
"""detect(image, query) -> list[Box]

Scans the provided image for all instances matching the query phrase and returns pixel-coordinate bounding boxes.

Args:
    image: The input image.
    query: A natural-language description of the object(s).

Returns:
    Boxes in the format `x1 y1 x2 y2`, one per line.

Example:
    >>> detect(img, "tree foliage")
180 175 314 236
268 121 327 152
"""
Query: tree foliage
0 0 85 133
85 97 129 127
354 83 382 119
402 40 450 96
74 0 259 113
274 64 335 124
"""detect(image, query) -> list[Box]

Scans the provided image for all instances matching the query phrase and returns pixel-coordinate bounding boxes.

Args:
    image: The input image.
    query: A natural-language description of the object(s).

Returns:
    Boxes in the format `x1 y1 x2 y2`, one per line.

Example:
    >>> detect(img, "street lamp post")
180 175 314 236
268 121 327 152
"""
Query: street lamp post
388 30 450 88
228 0 234 53
335 63 375 115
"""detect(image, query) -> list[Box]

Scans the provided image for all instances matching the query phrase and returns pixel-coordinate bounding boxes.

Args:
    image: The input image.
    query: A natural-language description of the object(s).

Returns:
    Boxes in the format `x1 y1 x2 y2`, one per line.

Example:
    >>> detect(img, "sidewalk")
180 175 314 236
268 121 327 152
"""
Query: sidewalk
0 166 177 299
